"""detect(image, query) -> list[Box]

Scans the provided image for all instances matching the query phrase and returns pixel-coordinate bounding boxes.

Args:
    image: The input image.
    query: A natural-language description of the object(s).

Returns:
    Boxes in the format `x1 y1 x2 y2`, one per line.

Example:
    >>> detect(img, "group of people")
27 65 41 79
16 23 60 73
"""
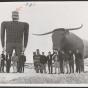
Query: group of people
33 49 83 74
0 51 26 73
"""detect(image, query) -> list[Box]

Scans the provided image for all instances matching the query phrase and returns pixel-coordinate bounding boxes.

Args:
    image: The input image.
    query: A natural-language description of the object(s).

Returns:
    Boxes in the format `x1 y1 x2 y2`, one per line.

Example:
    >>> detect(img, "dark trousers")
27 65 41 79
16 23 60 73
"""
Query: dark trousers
1 65 4 72
6 62 10 73
69 60 74 73
60 61 64 73
17 61 20 72
75 60 81 73
0 67 1 72
40 64 46 73
40 65 43 73
19 62 22 72
34 62 36 70
35 63 41 73
20 63 25 73
75 60 77 72
48 63 53 74
6 43 22 72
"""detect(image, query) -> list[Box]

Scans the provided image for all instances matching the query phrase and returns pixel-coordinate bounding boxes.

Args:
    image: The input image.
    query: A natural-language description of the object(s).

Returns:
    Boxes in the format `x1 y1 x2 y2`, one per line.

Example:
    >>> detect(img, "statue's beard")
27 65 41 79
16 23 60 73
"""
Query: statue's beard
13 18 18 21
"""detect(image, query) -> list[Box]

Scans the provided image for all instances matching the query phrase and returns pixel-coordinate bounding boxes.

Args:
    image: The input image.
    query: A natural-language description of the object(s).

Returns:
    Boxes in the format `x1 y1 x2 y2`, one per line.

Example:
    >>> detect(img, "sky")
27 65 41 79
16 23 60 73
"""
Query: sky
0 1 88 63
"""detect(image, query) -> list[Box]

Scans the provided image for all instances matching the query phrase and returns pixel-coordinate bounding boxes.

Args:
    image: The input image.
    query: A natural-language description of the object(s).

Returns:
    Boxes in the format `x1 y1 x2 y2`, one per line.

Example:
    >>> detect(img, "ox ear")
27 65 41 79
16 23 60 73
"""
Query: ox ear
65 30 69 35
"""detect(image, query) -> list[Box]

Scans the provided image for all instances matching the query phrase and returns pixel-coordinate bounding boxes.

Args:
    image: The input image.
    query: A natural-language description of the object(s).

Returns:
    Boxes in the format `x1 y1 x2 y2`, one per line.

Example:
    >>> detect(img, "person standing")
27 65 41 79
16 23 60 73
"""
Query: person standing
6 52 11 73
52 51 60 74
1 51 5 72
33 52 37 70
47 51 53 74
75 50 82 73
40 52 47 73
19 52 26 73
63 52 69 74
68 50 74 73
58 50 65 74
0 55 2 72
35 49 41 73
1 11 29 72
12 53 19 73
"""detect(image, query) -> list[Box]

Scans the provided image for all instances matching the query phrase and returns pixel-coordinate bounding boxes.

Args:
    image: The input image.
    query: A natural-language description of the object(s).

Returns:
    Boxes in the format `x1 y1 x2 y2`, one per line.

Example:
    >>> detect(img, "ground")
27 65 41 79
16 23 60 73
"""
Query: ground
1 64 88 84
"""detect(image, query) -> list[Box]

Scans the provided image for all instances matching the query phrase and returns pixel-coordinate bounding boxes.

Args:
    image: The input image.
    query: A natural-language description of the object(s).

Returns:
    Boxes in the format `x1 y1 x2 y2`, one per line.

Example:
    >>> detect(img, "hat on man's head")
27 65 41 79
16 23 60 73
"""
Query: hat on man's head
12 11 19 15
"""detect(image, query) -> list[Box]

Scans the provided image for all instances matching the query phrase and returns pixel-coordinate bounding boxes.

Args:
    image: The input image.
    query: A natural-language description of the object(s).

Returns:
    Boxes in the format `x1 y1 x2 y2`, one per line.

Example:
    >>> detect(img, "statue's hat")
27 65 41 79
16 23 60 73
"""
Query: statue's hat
12 11 19 15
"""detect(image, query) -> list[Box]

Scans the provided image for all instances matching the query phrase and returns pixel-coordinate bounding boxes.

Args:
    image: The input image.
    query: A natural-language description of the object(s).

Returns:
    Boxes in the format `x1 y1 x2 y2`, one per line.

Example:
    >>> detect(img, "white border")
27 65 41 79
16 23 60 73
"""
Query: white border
0 1 88 87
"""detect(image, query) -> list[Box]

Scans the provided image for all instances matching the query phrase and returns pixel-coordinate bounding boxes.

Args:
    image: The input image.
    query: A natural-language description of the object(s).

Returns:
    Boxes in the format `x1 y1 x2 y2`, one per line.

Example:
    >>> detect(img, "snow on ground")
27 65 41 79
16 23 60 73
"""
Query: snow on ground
0 65 88 84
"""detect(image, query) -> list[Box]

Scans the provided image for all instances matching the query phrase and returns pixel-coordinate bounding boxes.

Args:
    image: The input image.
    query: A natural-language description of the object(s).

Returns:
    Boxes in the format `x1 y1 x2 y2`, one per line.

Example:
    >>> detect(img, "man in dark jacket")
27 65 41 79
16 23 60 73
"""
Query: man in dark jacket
59 50 66 74
19 52 26 73
6 52 11 73
68 50 74 73
75 50 82 73
1 51 5 72
40 52 47 73
47 51 53 74
33 52 37 70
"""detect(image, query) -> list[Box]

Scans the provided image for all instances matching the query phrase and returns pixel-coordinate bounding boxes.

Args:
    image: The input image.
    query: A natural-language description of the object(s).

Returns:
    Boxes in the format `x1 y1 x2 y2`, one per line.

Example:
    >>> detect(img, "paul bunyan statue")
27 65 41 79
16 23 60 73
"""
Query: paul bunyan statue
1 11 29 72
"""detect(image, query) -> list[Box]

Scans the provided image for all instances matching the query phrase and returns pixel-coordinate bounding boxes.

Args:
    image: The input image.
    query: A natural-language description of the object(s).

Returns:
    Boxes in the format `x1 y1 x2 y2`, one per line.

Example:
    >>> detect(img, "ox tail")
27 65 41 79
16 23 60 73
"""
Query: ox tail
32 31 53 36
66 24 83 31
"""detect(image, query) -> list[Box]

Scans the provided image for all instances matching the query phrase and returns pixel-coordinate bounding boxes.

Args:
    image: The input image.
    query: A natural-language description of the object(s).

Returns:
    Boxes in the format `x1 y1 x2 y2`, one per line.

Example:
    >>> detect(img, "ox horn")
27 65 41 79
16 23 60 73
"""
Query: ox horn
32 31 53 36
65 24 83 31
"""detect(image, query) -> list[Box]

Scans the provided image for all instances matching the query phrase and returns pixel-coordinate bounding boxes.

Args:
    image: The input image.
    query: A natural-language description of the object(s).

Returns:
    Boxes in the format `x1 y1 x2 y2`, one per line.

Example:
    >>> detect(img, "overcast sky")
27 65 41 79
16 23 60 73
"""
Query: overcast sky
0 1 88 63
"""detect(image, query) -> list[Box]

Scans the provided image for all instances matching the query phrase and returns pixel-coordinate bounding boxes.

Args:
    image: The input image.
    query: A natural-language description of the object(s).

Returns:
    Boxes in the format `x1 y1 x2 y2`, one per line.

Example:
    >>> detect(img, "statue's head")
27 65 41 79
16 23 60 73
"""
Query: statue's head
12 11 19 21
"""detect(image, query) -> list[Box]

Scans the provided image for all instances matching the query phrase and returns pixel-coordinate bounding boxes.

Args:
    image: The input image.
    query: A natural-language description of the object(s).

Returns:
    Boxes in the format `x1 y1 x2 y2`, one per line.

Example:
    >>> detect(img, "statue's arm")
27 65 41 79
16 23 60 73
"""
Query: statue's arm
1 22 6 48
24 23 29 49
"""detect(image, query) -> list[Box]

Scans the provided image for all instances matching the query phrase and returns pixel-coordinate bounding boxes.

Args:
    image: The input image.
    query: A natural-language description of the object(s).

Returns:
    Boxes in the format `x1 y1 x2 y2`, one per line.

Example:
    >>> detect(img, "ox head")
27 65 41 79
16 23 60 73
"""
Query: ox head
33 24 83 51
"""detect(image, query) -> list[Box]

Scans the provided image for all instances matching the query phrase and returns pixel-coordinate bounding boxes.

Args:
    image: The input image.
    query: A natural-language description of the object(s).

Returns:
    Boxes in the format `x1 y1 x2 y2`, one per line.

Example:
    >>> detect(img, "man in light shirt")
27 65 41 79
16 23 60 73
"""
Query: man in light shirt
52 51 60 74
12 53 19 73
